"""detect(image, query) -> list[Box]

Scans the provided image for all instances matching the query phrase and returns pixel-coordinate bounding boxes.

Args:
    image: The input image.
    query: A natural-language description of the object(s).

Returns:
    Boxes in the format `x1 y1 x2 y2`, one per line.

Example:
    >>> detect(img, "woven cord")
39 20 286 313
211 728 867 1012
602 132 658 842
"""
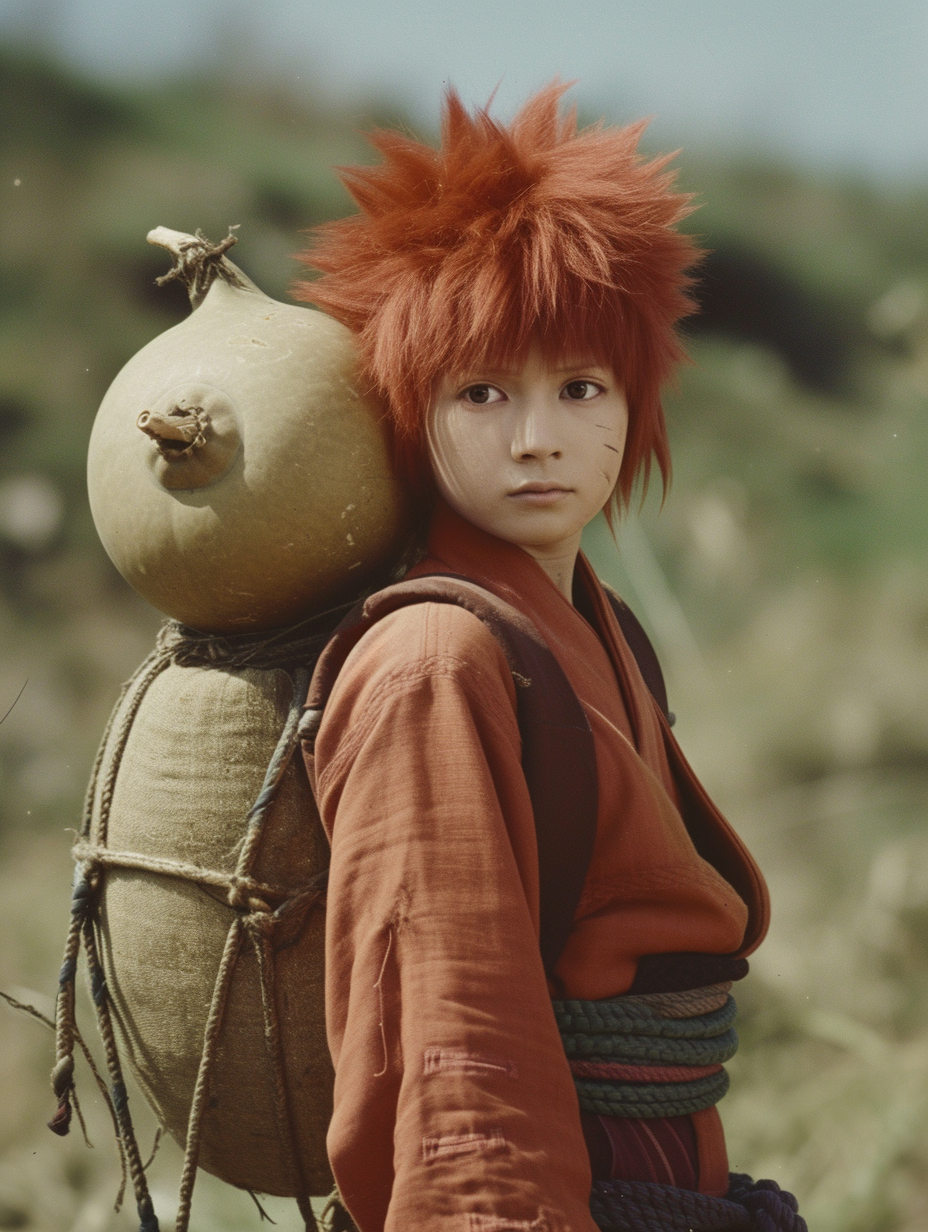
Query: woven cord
53 647 322 1232
92 651 173 848
48 651 172 1231
78 648 166 840
248 669 320 1232
320 1186 360 1232
249 905 320 1228
156 609 352 671
82 916 160 1231
48 867 92 1139
555 994 738 1039
173 666 313 1232
576 1067 730 1118
554 992 737 1120
50 649 170 1138
563 1029 738 1065
234 668 310 884
591 1177 749 1231
173 917 245 1232
590 1174 807 1232
726 1174 807 1232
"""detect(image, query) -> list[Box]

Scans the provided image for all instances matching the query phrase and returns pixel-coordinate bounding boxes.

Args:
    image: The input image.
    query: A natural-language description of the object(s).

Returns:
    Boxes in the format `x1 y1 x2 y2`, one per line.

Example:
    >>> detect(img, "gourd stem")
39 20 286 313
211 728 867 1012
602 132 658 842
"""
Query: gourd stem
147 227 247 308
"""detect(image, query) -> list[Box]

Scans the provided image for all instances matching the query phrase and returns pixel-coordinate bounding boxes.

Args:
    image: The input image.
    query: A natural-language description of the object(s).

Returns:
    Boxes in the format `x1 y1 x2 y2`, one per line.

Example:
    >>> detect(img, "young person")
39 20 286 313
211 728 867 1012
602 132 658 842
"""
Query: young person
296 84 797 1232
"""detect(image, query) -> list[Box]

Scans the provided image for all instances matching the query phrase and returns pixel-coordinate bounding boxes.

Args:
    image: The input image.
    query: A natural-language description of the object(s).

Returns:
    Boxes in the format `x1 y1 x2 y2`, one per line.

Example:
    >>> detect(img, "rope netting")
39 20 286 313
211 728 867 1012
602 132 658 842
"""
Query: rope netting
48 636 331 1232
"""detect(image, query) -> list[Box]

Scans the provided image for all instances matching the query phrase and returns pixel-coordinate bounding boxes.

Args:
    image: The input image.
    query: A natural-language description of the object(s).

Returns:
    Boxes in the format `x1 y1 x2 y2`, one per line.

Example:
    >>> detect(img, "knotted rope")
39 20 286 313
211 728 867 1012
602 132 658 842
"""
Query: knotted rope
155 606 351 671
152 227 246 307
50 647 170 1228
49 621 335 1232
590 1174 807 1232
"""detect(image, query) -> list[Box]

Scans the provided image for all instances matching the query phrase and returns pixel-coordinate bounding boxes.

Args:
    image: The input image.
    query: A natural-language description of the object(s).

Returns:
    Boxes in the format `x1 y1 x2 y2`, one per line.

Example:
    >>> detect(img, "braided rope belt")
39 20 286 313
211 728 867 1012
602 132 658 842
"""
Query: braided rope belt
553 988 807 1232
553 985 737 1119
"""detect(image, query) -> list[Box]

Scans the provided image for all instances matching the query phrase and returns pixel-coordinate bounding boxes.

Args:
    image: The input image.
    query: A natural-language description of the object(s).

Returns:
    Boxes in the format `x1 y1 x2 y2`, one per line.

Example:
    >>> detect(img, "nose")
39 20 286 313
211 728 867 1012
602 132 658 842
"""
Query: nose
510 398 562 462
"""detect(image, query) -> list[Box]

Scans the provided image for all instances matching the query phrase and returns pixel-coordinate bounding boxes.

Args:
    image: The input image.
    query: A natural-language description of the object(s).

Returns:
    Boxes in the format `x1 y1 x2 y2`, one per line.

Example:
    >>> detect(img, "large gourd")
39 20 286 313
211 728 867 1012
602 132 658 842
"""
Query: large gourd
89 226 405 632
70 229 407 1225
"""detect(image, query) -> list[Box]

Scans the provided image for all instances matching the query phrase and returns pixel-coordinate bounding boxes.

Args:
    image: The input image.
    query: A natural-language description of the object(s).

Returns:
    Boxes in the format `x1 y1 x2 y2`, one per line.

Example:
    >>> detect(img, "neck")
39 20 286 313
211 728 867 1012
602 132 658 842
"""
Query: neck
518 535 582 603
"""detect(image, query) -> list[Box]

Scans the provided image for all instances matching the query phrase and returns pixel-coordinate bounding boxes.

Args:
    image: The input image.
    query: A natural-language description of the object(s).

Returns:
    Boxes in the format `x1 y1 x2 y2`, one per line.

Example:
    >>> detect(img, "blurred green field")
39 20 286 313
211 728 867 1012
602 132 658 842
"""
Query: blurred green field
2 43 928 1230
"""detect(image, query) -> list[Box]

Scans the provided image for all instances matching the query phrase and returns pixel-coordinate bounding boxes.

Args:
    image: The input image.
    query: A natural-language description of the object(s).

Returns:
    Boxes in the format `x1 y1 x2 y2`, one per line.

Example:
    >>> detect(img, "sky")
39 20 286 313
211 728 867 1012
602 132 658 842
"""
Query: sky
2 0 928 180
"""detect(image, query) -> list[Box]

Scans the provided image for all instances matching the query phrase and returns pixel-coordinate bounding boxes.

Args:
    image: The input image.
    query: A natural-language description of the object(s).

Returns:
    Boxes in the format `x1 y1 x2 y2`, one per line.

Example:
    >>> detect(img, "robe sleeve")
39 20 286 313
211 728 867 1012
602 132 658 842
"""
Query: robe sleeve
314 601 597 1232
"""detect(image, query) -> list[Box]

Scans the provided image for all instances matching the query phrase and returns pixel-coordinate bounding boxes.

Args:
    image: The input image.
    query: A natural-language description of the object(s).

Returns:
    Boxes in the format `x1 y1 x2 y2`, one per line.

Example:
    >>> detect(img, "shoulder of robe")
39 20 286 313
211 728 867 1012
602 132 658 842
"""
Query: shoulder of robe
330 599 517 705
314 602 523 789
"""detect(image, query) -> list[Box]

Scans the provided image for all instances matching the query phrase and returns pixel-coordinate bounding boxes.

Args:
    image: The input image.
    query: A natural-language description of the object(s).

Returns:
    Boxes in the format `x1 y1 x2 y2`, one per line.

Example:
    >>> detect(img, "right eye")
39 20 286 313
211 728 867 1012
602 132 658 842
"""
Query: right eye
461 384 505 405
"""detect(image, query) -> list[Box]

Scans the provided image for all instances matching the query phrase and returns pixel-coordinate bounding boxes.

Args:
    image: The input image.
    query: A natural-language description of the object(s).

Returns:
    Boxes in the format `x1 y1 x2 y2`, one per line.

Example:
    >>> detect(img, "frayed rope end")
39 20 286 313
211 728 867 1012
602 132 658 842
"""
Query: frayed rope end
47 1096 72 1136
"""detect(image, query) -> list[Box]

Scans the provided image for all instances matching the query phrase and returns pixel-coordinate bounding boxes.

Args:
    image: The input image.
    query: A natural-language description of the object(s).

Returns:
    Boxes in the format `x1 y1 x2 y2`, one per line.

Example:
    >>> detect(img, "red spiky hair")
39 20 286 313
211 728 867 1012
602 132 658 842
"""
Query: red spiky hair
294 81 702 507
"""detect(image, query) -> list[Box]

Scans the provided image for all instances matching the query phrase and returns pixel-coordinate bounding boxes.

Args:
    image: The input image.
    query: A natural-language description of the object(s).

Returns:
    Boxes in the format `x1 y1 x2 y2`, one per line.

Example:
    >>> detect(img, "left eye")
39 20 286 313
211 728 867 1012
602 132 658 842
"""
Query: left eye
462 384 505 405
562 381 602 401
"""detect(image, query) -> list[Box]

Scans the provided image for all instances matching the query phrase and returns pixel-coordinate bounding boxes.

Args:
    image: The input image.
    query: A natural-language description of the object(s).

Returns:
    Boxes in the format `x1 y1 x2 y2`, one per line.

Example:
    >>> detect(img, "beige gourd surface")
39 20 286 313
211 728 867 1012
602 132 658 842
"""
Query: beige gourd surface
88 228 406 633
81 230 408 1205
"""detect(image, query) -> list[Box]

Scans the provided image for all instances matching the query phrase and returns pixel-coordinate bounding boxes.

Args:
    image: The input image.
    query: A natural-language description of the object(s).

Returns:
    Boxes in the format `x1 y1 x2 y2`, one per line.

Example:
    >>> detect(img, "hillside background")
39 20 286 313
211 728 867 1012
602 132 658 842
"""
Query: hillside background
1 38 928 1231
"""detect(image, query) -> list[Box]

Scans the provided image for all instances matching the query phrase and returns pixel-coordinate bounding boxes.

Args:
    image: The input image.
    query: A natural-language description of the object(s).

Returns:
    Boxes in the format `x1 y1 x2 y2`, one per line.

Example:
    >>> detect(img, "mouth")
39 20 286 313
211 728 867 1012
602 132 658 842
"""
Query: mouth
507 482 573 505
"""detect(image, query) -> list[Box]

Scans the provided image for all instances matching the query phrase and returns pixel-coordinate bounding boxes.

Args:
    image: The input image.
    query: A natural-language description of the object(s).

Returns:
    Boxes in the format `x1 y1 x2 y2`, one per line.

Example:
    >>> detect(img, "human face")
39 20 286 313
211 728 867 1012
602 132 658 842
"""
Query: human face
427 346 628 595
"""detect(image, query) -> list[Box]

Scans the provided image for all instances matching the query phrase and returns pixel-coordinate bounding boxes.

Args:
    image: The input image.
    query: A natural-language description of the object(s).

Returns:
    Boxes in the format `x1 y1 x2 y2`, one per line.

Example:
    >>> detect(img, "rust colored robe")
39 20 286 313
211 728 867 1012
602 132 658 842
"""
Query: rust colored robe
314 501 769 1232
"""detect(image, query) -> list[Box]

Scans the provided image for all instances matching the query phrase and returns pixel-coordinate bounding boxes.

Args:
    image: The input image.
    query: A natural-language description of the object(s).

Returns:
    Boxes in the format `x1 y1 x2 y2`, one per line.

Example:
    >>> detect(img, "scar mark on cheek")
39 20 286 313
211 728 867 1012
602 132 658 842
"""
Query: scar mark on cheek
603 444 620 453
422 1129 507 1162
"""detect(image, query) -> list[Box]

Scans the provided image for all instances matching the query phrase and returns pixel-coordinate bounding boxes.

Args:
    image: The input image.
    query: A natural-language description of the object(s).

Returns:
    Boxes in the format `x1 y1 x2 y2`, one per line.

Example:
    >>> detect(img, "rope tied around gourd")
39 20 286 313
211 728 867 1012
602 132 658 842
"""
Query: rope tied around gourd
154 602 356 672
553 988 806 1232
48 637 327 1232
150 227 246 309
48 864 97 1137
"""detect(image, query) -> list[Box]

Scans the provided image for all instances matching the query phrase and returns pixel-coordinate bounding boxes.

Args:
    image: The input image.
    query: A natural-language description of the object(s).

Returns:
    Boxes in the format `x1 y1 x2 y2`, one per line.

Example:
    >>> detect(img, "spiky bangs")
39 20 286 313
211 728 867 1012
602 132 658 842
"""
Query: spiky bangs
294 81 702 506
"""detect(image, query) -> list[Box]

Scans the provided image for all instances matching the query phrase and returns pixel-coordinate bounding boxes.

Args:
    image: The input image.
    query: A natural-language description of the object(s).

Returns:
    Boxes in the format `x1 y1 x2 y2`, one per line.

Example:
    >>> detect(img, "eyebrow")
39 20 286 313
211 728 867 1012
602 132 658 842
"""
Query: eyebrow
456 365 520 378
455 361 607 380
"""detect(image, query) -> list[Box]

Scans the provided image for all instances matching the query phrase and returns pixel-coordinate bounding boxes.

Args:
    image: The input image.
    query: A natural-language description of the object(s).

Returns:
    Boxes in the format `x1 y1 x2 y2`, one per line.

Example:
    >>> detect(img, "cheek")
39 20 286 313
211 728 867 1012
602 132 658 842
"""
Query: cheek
427 406 487 510
426 420 457 499
614 416 629 473
587 409 627 491
606 405 630 481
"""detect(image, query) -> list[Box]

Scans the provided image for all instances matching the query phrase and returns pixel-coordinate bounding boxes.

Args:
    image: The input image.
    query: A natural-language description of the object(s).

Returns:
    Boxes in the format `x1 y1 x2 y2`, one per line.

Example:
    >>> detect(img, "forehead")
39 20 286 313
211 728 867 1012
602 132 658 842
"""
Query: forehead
439 341 615 385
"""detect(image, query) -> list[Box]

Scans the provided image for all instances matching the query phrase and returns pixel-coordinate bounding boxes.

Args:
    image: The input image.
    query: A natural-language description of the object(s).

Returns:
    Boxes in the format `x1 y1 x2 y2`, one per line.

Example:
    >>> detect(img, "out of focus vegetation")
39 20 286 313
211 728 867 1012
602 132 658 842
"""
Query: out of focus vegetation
2 41 928 1231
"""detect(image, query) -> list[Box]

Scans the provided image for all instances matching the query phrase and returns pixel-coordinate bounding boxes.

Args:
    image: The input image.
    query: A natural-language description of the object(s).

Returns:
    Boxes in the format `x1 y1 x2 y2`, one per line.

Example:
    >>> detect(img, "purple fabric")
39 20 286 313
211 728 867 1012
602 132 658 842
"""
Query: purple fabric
580 1111 699 1190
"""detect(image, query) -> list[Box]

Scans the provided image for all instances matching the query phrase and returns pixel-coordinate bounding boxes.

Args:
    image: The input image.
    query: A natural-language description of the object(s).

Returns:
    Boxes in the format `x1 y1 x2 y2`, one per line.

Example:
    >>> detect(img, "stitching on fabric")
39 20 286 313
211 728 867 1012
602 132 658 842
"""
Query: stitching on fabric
465 1215 548 1231
423 1047 518 1079
421 1129 507 1162
317 650 519 788
319 656 474 777
576 862 734 916
372 925 394 1078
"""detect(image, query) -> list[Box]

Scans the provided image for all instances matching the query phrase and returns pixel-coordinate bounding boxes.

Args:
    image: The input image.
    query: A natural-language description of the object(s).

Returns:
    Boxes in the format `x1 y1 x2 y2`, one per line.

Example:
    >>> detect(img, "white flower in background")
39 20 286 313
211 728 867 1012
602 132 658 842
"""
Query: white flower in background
868 281 925 340
0 474 63 553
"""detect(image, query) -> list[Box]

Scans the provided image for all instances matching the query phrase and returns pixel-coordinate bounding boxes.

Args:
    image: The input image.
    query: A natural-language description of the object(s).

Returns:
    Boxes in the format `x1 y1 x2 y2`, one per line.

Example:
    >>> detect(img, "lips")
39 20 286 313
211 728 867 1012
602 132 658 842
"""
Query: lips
507 482 573 506
509 482 572 495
